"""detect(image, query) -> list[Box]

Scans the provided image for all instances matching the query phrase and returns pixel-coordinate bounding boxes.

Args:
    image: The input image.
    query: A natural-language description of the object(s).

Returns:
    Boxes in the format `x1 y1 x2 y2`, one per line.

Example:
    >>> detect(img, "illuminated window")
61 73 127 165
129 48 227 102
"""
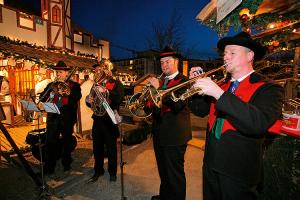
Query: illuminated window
52 5 61 24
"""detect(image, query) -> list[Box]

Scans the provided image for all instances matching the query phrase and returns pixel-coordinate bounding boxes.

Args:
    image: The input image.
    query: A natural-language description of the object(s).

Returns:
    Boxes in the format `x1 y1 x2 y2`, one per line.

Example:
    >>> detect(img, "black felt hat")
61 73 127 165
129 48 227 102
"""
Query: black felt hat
159 46 181 59
52 60 71 70
217 32 266 61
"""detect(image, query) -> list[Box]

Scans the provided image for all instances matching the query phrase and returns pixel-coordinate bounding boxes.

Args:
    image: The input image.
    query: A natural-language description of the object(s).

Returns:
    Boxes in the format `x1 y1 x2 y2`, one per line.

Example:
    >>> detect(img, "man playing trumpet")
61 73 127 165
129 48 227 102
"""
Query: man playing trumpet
86 60 124 183
189 32 284 200
147 47 192 200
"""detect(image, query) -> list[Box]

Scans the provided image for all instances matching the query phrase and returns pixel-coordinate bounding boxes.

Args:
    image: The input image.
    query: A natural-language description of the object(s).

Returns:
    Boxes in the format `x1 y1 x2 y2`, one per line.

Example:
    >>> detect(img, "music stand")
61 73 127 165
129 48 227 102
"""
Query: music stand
102 101 127 200
20 100 59 199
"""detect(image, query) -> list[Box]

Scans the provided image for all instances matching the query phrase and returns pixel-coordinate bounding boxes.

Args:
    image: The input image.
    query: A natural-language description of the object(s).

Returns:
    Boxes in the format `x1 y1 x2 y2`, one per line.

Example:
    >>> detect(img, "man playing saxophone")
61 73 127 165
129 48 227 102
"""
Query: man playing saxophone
39 60 82 174
147 47 192 200
86 60 124 183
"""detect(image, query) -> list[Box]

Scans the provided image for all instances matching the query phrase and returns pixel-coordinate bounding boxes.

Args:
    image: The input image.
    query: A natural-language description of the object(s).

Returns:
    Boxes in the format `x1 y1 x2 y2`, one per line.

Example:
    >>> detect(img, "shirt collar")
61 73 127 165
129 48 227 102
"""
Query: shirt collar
231 70 254 82
165 71 179 80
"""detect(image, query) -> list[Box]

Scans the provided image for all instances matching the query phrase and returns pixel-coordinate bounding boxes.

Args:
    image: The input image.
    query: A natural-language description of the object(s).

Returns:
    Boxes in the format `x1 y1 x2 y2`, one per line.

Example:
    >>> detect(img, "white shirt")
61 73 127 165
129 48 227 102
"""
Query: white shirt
231 70 255 82
165 71 179 80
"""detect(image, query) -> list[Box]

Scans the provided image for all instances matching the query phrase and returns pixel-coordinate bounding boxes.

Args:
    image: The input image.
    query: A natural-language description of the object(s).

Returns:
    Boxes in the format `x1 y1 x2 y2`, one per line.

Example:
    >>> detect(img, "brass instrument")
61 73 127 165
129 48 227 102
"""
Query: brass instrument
89 68 111 116
170 65 228 102
53 66 78 96
93 68 111 84
89 84 110 116
127 73 163 118
127 65 227 118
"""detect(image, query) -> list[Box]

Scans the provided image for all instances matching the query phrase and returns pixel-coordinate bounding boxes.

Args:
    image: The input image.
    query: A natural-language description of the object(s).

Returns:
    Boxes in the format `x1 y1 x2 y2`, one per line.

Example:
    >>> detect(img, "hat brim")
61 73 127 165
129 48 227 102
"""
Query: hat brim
159 52 181 59
217 37 266 61
52 66 72 70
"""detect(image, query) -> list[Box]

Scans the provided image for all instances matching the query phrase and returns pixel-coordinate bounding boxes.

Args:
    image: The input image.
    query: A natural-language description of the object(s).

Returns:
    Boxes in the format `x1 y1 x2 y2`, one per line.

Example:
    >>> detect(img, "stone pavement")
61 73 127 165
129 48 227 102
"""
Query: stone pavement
52 138 204 200
0 113 207 200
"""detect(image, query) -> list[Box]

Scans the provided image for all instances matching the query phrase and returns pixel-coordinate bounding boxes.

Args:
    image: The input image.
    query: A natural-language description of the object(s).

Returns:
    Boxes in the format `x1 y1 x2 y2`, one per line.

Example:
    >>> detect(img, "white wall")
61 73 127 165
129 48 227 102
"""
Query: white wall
80 79 94 133
0 7 47 46
74 41 99 56
99 39 110 59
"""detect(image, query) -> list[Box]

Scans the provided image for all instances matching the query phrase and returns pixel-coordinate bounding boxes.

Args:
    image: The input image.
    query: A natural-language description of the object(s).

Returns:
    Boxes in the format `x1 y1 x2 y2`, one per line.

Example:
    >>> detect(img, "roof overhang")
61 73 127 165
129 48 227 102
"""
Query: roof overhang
0 39 96 69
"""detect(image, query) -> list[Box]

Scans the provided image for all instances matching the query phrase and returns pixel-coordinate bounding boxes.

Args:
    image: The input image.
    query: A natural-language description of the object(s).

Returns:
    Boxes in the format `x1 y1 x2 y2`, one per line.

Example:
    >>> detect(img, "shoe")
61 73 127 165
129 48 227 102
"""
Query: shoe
109 175 117 182
87 172 104 183
151 195 160 200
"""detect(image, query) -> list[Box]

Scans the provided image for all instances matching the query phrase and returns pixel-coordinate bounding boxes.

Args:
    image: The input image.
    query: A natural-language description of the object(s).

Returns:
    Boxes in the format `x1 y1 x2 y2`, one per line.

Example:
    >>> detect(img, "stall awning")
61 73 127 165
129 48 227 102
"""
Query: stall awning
0 39 97 69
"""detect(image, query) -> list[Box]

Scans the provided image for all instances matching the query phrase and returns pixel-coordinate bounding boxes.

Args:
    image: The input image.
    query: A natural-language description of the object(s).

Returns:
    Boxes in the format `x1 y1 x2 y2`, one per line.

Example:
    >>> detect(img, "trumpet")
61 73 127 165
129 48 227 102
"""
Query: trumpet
171 64 228 102
127 64 228 118
150 64 228 107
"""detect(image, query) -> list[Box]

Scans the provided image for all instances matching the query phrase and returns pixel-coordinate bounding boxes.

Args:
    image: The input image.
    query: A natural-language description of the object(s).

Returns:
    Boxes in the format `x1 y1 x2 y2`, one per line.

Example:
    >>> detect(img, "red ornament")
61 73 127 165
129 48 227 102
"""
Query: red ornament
240 14 249 22
246 28 251 33
273 40 280 47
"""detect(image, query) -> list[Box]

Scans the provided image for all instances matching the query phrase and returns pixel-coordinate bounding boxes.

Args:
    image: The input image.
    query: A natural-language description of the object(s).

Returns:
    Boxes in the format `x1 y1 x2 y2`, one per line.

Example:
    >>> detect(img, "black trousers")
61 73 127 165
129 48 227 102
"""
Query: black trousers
153 139 187 200
203 165 260 200
45 113 75 171
92 116 119 176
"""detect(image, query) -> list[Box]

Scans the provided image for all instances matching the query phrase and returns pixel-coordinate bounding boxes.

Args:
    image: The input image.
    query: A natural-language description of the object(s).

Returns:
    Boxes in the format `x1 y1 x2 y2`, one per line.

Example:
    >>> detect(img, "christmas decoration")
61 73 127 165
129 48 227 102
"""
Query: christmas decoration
0 36 98 71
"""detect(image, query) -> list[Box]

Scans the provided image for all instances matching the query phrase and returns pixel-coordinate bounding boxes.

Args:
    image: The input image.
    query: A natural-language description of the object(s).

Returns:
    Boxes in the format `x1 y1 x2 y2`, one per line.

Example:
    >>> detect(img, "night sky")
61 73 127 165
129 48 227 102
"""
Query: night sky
71 0 221 60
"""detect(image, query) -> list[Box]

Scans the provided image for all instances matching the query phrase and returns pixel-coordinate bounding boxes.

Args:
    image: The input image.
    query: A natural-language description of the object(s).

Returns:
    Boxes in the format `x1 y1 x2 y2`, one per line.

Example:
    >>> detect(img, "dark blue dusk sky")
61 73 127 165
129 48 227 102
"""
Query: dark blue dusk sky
71 0 220 60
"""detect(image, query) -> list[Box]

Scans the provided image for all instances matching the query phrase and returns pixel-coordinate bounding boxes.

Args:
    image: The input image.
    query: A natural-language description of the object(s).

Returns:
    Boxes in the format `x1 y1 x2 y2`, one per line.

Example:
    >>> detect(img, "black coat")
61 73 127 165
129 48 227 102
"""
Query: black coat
152 73 192 146
40 80 82 123
189 72 284 184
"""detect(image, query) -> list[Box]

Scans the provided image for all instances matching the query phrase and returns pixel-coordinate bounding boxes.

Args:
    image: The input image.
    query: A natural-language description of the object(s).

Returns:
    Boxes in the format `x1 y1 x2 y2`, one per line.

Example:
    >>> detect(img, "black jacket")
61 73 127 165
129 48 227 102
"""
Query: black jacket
189 72 284 184
152 73 192 146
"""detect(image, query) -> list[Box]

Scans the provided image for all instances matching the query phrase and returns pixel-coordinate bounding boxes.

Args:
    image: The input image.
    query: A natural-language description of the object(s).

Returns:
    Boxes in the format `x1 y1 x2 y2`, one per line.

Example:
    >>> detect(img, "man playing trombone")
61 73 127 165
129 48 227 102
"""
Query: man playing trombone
85 60 124 183
39 60 82 175
147 47 192 200
188 32 284 200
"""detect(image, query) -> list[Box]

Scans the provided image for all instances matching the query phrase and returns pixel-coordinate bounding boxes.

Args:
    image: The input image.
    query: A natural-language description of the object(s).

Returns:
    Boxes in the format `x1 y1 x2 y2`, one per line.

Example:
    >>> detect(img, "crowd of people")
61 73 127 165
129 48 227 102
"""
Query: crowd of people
30 31 283 200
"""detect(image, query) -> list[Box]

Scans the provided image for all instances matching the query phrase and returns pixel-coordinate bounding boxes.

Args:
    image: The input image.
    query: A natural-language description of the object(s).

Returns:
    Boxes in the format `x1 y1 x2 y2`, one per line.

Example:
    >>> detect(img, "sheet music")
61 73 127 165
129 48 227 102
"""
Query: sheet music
103 101 117 124
20 100 40 112
41 102 60 114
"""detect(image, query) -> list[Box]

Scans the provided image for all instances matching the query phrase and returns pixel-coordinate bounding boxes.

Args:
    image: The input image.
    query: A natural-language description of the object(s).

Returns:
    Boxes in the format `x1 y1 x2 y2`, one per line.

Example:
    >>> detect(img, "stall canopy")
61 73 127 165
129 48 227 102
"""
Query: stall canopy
0 37 96 69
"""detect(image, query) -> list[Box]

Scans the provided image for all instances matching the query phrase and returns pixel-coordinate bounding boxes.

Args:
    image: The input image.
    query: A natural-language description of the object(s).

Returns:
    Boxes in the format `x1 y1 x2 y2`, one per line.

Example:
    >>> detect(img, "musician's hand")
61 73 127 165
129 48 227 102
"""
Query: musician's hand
189 66 204 79
148 77 160 89
88 94 93 104
193 77 224 100
49 91 55 99
97 86 107 93
114 110 122 124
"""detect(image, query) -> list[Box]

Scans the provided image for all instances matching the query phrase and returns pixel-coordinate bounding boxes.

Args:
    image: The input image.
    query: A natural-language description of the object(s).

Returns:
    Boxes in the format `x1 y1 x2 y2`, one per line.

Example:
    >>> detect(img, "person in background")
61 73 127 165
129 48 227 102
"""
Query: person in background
147 47 192 200
40 60 82 174
86 60 124 183
188 32 284 200
0 76 11 103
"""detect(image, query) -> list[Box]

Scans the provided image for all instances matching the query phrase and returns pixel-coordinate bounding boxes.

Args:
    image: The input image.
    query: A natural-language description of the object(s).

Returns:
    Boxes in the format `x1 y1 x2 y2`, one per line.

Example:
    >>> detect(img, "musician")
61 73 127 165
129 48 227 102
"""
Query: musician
147 47 192 200
40 60 82 174
188 32 284 200
86 60 124 183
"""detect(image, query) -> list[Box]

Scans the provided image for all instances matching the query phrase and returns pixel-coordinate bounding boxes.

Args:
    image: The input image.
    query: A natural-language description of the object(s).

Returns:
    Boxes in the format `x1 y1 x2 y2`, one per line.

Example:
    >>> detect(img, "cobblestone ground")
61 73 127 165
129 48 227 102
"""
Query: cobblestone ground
0 138 204 200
